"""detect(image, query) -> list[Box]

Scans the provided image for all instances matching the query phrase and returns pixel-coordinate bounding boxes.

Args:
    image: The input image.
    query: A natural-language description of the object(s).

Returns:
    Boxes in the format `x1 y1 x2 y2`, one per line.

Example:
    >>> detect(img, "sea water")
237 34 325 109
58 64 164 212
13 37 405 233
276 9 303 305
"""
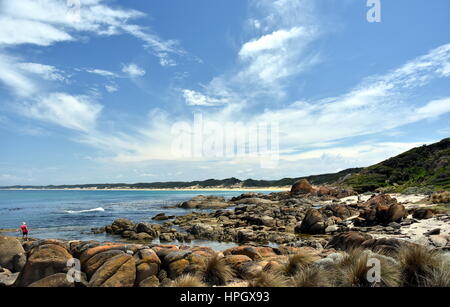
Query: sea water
0 189 273 250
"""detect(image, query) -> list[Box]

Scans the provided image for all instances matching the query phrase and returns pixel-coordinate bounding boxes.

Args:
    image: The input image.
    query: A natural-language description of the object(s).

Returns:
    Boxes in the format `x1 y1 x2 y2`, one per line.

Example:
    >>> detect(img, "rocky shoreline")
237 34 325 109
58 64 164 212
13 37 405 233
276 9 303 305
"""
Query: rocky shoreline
1 180 449 287
92 180 450 250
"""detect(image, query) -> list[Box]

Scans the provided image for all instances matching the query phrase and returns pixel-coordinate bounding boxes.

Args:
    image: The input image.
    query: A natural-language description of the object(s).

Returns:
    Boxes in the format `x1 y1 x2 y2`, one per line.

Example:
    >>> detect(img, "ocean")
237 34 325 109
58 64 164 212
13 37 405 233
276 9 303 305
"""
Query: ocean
0 189 273 250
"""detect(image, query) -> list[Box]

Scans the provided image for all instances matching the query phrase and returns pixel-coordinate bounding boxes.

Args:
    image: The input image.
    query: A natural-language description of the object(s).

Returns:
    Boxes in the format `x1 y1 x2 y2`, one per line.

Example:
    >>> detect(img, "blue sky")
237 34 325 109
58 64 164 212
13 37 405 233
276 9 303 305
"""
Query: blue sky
0 0 449 185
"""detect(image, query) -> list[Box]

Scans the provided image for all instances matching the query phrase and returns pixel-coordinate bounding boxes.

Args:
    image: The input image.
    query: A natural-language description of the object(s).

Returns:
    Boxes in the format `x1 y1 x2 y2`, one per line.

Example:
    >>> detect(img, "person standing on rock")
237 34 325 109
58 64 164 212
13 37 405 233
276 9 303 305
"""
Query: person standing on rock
20 222 29 241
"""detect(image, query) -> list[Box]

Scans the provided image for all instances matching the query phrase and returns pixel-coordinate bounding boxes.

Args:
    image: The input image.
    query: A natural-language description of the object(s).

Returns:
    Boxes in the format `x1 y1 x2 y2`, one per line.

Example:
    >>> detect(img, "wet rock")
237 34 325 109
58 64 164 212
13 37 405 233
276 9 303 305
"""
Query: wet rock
111 218 135 234
135 222 158 238
130 232 153 241
152 213 174 221
159 233 176 242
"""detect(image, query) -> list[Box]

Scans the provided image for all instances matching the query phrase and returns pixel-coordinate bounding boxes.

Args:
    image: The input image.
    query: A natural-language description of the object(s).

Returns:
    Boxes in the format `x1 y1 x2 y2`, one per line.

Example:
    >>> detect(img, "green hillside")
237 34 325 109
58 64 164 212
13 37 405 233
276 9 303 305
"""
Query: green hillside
344 138 450 192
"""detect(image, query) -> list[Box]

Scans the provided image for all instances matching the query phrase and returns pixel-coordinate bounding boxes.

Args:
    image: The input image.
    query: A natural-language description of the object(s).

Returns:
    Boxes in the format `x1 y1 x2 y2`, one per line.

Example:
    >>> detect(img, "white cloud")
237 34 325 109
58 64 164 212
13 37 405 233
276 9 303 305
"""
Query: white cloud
182 90 229 106
18 62 65 81
0 0 183 66
0 16 73 46
239 27 306 57
105 84 118 93
283 142 426 162
122 63 146 77
23 93 103 132
408 97 450 122
182 0 320 107
0 53 37 96
86 69 118 78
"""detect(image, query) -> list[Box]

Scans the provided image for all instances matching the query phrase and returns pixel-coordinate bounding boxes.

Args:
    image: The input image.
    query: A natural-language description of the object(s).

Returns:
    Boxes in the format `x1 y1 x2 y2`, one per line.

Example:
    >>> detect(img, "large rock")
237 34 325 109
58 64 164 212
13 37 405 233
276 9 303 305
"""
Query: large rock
0 270 19 287
139 275 160 287
88 254 136 287
179 195 230 209
0 236 27 272
135 222 158 238
79 243 129 265
111 218 135 234
134 249 161 284
15 244 73 287
326 232 373 251
82 250 125 278
386 203 406 223
223 246 263 261
290 179 313 195
28 273 74 287
361 237 408 253
358 194 399 225
187 224 215 237
412 208 434 220
223 255 252 271
296 209 326 234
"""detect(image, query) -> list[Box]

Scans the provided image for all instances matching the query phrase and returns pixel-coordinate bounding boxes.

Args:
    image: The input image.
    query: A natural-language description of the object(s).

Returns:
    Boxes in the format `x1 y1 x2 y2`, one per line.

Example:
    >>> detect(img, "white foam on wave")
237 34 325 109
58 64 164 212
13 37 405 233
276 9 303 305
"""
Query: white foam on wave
64 207 105 214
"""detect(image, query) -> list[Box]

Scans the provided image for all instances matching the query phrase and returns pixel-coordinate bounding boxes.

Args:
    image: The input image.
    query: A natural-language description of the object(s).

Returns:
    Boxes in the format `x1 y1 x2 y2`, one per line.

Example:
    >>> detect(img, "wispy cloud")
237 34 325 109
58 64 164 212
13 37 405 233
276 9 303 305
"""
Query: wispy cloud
76 43 450 164
85 68 118 78
181 0 321 106
21 93 103 132
18 62 66 81
0 0 184 66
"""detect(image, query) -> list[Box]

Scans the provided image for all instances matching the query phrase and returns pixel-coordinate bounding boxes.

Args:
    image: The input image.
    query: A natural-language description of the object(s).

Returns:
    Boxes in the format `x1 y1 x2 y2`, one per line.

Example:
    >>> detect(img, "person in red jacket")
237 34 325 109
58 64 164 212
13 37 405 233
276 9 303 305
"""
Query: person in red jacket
20 222 29 241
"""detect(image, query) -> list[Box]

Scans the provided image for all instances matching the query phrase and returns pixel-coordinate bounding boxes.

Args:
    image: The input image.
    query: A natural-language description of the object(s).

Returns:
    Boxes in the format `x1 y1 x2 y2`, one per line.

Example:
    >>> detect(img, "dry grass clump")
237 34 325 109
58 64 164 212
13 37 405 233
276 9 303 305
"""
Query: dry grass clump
197 254 235 286
331 248 401 287
431 191 450 204
291 266 332 287
422 263 450 287
248 271 290 287
397 244 450 287
277 252 317 277
245 245 450 288
171 274 207 287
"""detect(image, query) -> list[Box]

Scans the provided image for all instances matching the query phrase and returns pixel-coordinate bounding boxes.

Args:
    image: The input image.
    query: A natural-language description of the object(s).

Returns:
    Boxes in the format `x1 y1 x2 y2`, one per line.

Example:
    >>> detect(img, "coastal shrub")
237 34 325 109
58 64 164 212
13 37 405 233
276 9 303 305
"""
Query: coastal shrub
248 271 290 287
431 191 450 204
197 254 234 286
332 248 401 287
170 274 206 287
277 252 316 277
397 244 449 287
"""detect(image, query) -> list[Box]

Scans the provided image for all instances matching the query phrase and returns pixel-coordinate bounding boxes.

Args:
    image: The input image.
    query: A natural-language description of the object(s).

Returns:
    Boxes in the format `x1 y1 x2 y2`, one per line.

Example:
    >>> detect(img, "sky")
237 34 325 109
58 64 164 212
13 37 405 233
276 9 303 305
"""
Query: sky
0 0 449 185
